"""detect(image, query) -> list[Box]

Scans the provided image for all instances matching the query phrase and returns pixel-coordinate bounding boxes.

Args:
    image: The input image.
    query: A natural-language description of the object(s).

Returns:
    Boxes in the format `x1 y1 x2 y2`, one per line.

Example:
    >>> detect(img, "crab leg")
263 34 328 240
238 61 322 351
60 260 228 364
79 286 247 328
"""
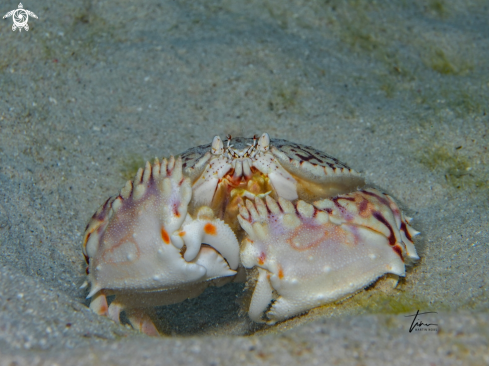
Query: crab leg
125 308 160 337
89 290 109 317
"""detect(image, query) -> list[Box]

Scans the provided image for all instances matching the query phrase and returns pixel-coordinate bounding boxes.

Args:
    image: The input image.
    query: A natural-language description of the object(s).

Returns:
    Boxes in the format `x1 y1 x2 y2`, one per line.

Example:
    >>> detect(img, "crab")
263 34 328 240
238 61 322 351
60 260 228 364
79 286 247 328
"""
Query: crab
82 133 419 334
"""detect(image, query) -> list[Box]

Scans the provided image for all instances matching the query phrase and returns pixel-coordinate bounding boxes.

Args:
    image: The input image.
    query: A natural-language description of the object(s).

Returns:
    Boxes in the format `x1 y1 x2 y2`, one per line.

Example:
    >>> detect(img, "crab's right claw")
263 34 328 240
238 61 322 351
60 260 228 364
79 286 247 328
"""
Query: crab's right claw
83 155 239 301
83 156 204 298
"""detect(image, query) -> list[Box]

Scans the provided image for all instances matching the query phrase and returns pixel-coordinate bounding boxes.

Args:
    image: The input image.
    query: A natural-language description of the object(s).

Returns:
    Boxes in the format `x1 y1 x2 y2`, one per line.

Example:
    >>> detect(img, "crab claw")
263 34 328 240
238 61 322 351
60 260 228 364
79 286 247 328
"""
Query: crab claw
174 207 240 269
82 156 241 334
83 156 239 299
238 189 418 324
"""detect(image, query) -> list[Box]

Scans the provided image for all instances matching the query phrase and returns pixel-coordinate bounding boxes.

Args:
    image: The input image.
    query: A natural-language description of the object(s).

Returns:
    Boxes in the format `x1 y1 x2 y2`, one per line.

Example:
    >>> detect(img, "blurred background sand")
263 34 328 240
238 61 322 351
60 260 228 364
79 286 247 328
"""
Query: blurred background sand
0 0 488 364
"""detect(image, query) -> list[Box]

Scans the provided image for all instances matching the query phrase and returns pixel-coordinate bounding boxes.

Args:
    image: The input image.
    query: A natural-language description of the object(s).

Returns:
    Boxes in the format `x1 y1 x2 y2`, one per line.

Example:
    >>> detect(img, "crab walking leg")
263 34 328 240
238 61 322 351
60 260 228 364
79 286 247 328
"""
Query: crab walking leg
239 190 419 324
125 308 160 337
89 290 109 316
108 301 123 323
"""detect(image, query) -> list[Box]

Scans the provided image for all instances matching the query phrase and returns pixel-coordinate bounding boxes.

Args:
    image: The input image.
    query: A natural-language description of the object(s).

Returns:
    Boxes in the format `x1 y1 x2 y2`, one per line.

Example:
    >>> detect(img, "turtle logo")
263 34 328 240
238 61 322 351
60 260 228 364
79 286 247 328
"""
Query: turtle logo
3 3 38 32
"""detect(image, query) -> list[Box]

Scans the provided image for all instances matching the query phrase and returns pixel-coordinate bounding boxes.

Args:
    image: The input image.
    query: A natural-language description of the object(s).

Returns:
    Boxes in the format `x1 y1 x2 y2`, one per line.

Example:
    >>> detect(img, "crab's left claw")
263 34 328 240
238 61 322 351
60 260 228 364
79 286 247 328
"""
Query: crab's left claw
238 189 419 324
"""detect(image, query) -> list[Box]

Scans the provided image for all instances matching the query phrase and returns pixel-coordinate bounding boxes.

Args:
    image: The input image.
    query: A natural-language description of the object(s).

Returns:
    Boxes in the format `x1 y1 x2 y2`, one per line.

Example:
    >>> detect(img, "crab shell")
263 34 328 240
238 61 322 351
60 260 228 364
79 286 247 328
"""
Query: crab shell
180 133 365 232
82 133 419 333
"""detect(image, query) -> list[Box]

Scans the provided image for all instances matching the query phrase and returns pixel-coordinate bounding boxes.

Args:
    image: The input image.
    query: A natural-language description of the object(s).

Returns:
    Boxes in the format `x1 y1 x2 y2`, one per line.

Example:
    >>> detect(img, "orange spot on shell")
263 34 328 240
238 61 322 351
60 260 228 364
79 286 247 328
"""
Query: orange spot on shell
258 252 266 265
178 231 186 237
204 223 217 236
278 265 284 279
161 228 170 244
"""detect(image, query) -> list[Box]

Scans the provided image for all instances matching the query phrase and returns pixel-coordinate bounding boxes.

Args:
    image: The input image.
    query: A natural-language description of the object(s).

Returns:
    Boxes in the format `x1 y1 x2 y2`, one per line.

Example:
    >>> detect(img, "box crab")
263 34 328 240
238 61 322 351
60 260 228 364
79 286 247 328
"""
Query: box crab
82 133 419 334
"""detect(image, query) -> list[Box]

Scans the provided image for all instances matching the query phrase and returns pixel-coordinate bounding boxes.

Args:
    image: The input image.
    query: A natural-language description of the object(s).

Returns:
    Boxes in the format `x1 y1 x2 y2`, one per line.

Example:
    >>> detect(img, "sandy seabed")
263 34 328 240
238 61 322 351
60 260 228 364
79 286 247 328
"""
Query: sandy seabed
0 0 488 365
